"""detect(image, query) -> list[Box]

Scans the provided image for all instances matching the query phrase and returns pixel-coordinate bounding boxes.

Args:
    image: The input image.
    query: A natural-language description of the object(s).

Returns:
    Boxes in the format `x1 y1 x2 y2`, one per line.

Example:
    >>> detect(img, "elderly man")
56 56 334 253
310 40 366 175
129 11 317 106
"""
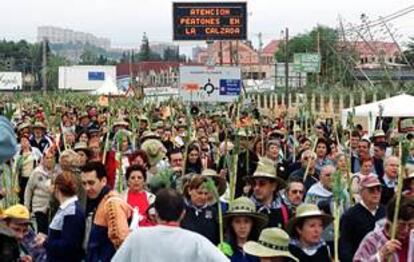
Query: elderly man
290 150 319 191
305 165 336 206
380 156 399 205
354 195 414 262
339 175 386 262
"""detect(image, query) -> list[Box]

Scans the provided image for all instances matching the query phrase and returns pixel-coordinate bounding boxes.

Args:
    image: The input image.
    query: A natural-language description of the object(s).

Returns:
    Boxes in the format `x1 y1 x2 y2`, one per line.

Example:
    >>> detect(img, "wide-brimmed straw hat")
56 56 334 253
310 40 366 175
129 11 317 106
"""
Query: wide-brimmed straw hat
33 121 47 130
141 139 167 167
113 117 129 127
140 131 161 143
223 197 268 230
201 169 227 196
243 227 298 261
73 142 91 157
248 157 286 188
287 203 333 237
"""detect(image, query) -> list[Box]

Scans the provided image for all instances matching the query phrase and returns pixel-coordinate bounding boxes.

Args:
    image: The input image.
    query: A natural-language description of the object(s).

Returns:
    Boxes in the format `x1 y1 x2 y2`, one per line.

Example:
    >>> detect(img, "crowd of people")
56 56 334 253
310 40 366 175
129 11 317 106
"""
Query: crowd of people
0 98 413 262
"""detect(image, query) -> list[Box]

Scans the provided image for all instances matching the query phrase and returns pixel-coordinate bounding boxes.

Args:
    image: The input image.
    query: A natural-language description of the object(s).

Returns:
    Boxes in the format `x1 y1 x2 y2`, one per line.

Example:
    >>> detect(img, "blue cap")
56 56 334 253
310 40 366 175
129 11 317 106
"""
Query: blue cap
0 116 17 163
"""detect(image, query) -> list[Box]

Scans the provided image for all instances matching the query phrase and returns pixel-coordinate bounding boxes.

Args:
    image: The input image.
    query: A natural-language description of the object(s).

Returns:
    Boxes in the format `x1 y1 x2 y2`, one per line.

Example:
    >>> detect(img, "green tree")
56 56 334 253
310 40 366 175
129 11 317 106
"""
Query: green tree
79 48 99 65
163 47 179 61
47 55 70 90
403 37 414 66
274 25 355 86
137 33 162 61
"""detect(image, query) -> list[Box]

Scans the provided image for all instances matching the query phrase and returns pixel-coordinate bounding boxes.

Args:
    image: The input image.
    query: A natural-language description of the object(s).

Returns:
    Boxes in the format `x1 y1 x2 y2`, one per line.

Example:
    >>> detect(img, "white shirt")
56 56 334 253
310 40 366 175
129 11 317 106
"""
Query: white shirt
360 200 379 216
383 175 397 188
112 225 229 262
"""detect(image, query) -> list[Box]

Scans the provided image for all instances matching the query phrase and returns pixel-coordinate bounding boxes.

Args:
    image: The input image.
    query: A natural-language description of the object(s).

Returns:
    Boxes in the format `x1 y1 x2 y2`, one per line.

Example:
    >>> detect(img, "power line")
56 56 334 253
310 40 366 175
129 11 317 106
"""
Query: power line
345 5 414 33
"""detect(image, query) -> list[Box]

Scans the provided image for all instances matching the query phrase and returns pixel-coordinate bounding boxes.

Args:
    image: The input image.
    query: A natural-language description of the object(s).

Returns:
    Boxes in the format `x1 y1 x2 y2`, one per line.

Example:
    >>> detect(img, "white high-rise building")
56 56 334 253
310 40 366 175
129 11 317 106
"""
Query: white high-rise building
37 26 111 50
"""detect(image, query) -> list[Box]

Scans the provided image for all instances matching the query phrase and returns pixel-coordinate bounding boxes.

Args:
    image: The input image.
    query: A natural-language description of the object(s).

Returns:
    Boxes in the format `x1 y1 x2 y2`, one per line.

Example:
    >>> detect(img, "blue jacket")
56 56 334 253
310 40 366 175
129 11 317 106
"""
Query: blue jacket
231 246 259 262
44 199 85 262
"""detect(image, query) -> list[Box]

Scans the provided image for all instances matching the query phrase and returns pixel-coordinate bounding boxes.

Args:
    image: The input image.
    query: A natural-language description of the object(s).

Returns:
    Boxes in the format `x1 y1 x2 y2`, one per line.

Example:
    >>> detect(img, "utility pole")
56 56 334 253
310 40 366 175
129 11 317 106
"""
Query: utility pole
42 38 47 94
284 28 289 108
317 30 320 86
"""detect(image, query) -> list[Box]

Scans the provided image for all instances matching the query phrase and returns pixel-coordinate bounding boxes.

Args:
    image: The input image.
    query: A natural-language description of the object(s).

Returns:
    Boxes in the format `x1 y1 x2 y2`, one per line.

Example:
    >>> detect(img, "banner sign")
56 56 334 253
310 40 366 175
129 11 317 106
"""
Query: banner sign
293 53 321 73
173 2 247 41
179 66 241 102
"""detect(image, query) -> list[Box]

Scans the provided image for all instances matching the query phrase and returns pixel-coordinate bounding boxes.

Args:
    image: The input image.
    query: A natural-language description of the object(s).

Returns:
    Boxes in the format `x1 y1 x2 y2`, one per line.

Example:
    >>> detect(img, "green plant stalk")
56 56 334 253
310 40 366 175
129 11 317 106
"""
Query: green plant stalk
303 137 318 183
229 102 241 201
333 201 340 262
102 114 112 165
181 106 193 177
388 141 405 262
203 178 224 245
116 131 124 193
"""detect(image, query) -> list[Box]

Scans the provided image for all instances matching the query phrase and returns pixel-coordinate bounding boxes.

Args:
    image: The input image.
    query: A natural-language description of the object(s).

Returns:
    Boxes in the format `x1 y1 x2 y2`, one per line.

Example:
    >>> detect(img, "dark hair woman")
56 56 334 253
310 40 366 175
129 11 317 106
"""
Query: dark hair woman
121 165 155 227
222 197 268 262
184 143 203 175
288 204 333 262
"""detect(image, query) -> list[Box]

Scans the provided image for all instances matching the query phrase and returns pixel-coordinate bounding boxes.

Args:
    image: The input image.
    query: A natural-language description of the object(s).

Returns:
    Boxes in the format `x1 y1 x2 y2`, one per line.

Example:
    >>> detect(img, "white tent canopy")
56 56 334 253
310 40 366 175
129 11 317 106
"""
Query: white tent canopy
91 75 124 96
341 93 414 131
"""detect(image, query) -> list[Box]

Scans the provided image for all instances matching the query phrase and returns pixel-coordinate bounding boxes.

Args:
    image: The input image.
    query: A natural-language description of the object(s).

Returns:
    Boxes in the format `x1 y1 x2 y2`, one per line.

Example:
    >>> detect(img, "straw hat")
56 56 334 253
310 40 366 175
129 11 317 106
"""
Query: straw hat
33 121 47 130
287 203 333 237
74 142 91 157
370 129 386 141
17 122 31 131
248 157 286 188
223 197 268 230
141 139 167 167
243 227 298 261
201 169 227 196
79 112 89 120
140 131 161 143
113 117 129 127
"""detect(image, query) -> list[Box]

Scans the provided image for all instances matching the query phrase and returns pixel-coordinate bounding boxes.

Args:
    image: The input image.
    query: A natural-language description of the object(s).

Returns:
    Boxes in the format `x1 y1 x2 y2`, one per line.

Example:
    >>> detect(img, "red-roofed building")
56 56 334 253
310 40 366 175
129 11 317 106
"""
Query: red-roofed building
343 41 401 68
192 41 260 65
262 40 282 64
117 61 194 87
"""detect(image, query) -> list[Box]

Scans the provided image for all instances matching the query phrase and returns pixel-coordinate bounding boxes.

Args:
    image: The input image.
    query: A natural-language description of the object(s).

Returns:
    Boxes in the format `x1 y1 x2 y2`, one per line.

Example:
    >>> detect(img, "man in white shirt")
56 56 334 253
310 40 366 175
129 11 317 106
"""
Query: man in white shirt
112 188 229 262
